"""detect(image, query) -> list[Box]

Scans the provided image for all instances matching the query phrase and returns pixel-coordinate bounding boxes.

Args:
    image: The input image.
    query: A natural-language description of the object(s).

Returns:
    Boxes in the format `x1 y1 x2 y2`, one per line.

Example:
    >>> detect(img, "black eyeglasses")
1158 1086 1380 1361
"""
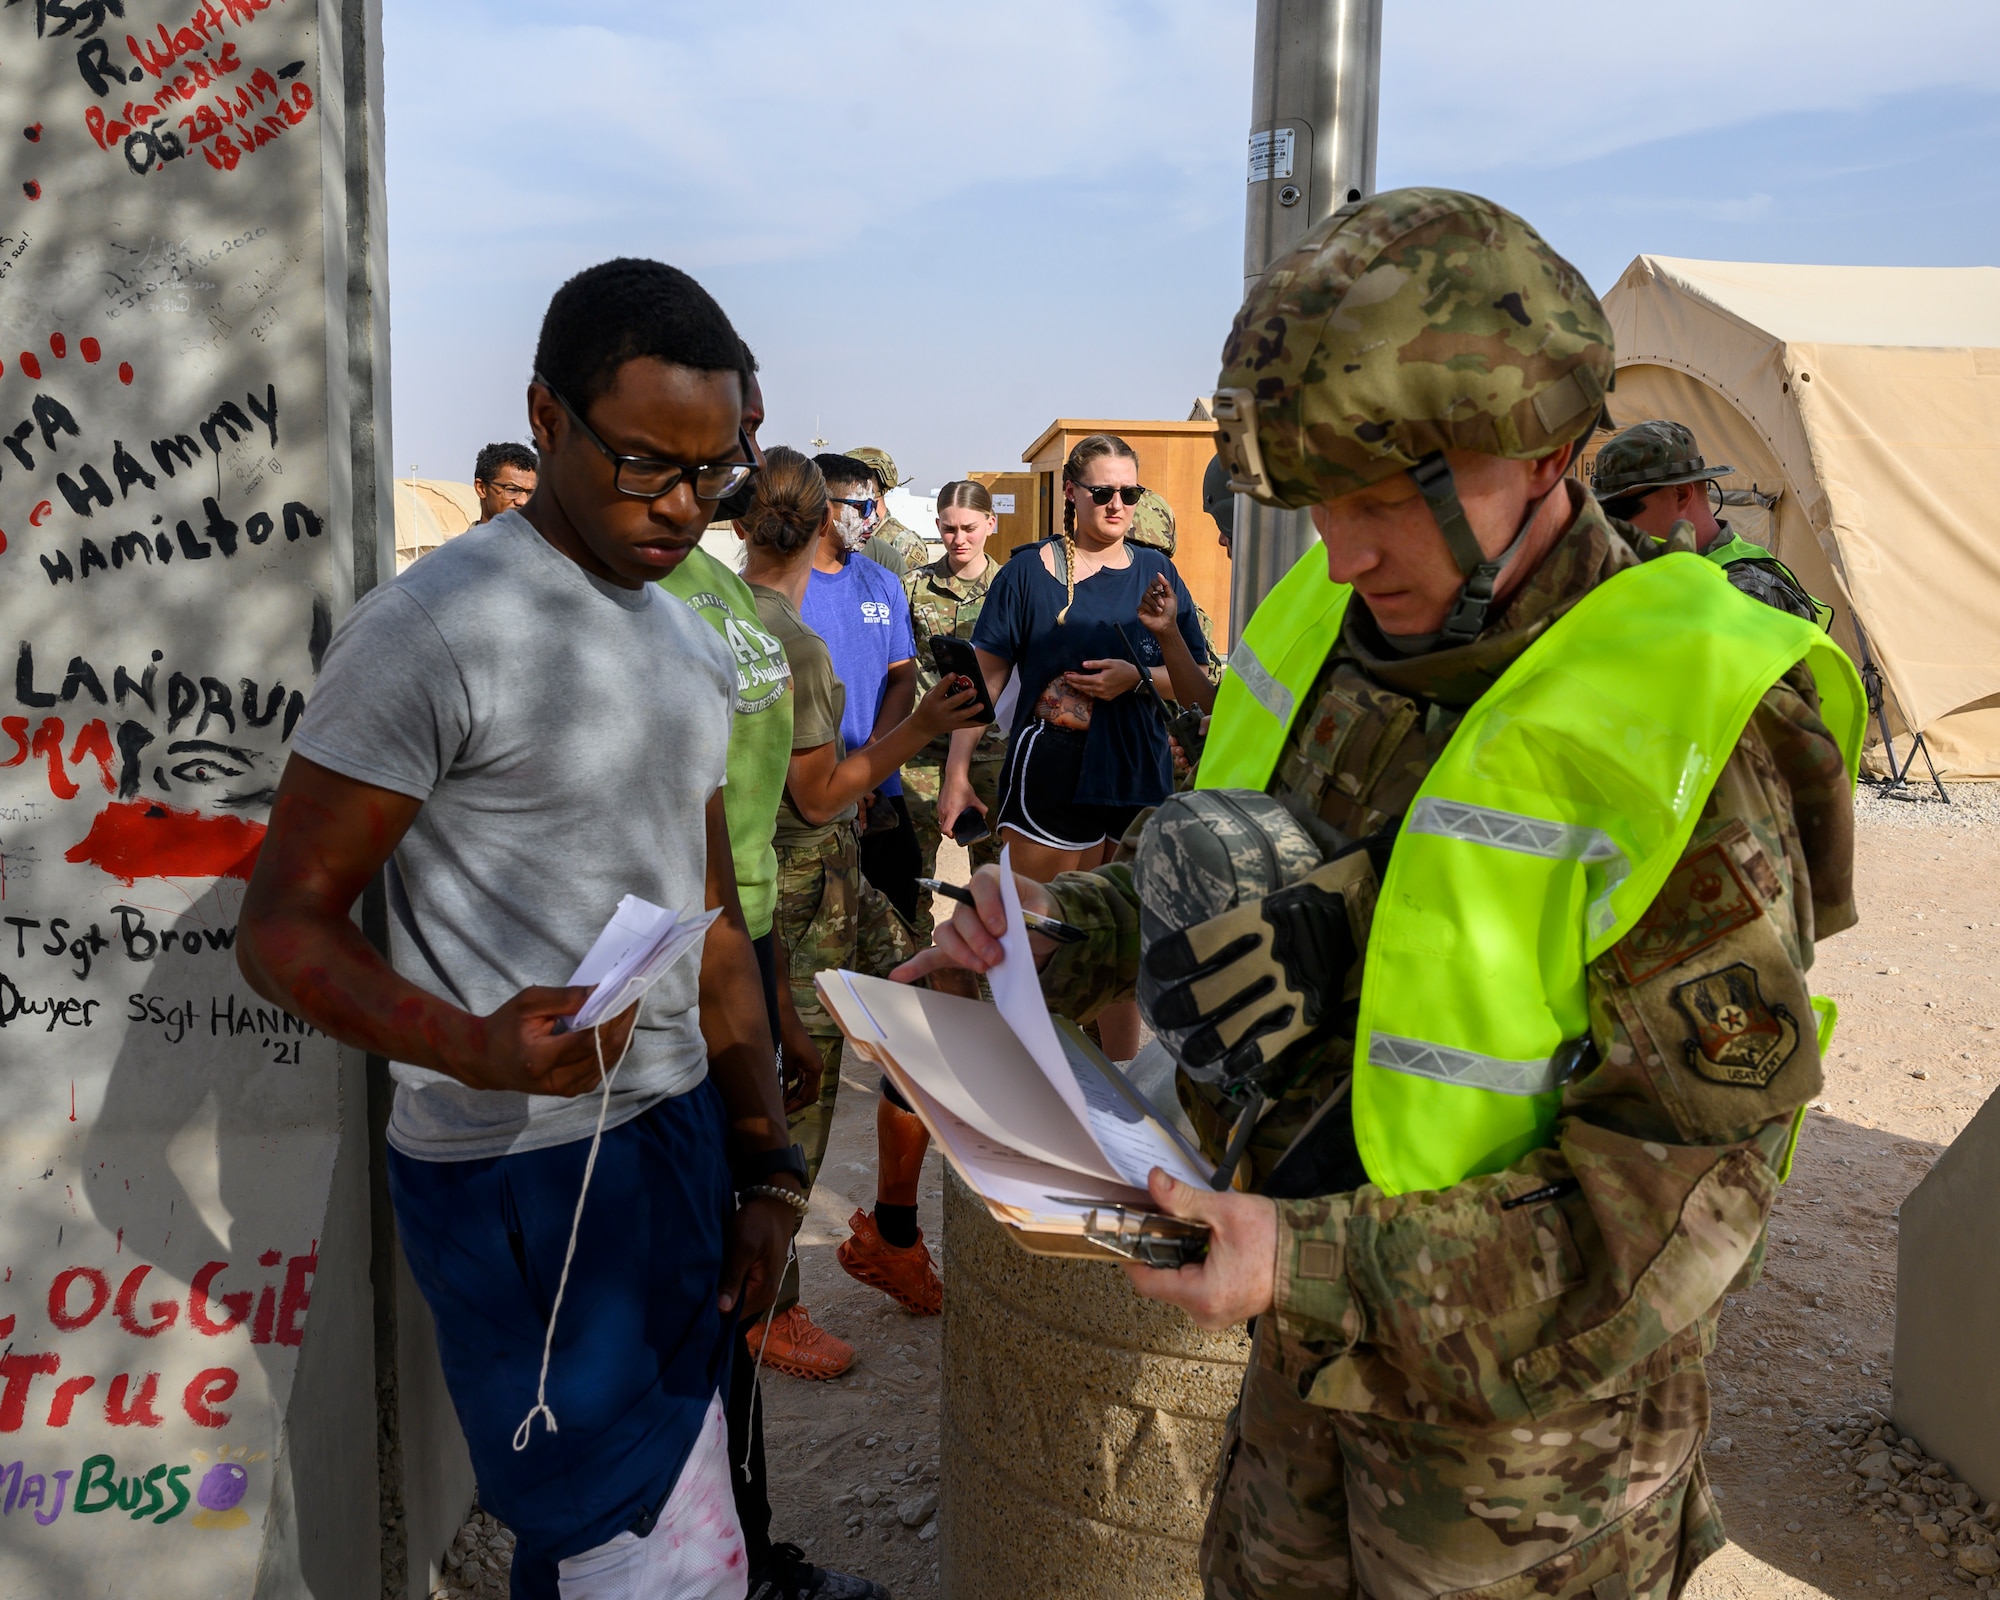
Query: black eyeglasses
830 497 878 519
1079 483 1145 507
536 373 758 502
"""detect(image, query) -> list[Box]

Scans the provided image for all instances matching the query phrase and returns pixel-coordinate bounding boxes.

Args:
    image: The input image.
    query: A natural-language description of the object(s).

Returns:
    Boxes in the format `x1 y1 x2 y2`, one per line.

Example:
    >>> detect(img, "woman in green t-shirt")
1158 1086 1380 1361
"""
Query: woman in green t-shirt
738 448 981 1360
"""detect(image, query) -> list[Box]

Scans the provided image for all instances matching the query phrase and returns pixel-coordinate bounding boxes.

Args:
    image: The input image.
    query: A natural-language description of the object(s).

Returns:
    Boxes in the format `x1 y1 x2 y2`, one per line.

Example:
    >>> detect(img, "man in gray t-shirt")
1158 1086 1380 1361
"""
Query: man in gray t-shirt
237 260 806 1595
292 508 735 1158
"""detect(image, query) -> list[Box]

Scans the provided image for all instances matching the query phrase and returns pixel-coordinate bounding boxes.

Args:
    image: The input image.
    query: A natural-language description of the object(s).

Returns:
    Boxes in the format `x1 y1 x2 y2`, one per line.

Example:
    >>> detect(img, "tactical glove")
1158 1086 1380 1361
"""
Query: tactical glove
1140 847 1378 1096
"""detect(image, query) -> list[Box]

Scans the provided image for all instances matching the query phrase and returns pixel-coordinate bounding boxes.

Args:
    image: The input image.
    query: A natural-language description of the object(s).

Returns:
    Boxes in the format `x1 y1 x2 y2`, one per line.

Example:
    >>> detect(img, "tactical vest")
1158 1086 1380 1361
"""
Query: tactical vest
1693 524 1830 629
1202 546 1864 1196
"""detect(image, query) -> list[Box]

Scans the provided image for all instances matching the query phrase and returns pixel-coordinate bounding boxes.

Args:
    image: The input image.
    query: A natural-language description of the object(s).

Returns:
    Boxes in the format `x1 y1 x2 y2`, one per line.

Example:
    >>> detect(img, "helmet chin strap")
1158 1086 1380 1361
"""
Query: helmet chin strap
1410 451 1555 647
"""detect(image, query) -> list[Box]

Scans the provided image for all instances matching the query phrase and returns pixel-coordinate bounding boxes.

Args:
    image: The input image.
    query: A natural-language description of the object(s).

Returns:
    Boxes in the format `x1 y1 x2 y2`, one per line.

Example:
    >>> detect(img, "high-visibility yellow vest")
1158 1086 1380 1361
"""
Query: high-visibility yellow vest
1201 546 1864 1195
1705 529 1779 567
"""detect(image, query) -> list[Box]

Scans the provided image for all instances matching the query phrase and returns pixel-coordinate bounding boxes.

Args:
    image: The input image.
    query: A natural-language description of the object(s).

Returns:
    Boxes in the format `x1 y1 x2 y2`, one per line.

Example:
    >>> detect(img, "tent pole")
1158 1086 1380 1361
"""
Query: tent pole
1851 617 1949 804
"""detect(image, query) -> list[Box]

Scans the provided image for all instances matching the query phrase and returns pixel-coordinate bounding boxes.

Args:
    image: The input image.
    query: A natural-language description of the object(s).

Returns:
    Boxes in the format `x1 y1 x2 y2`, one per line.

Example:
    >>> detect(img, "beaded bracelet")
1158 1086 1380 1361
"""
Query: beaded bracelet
739 1183 810 1218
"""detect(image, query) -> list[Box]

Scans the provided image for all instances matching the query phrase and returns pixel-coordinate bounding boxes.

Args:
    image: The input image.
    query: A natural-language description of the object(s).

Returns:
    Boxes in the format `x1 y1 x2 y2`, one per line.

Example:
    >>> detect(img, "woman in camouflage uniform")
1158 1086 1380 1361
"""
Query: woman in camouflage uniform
739 448 983 1366
900 479 1008 939
901 190 1858 1600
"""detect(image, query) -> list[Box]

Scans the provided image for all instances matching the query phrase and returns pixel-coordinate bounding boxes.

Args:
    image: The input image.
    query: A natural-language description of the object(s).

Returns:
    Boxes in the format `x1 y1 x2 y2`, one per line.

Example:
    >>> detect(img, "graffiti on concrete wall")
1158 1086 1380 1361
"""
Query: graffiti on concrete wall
0 0 351 1588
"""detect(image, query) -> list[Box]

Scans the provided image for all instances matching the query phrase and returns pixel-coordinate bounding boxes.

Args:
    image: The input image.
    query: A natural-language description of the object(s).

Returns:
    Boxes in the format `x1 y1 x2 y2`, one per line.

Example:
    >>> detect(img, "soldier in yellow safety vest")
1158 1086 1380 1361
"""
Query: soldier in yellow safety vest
1591 418 1827 625
896 189 1864 1600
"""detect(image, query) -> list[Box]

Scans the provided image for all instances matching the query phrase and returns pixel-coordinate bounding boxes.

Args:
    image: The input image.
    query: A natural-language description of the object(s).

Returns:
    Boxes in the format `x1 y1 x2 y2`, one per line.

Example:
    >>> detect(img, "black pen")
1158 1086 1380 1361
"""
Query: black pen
917 878 1089 944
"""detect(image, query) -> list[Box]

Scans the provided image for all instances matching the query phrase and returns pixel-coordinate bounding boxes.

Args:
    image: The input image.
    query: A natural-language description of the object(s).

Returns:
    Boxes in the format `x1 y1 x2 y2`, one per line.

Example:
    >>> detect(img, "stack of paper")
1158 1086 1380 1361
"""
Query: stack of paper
816 852 1213 1260
565 895 720 1032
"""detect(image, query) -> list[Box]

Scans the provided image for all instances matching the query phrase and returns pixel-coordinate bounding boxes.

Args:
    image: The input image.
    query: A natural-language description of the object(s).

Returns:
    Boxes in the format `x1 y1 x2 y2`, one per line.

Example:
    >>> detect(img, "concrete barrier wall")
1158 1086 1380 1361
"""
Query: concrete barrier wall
1894 1088 2000 1505
0 1 390 1591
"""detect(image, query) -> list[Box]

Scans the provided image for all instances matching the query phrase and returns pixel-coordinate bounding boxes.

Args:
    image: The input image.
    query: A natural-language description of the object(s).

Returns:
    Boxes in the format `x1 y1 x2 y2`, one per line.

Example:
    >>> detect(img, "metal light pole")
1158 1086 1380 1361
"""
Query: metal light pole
1229 0 1383 636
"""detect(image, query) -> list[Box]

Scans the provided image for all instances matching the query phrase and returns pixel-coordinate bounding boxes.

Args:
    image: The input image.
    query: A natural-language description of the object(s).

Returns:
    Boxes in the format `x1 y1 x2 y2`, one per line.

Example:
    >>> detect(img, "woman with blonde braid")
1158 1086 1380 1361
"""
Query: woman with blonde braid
941 433 1210 1056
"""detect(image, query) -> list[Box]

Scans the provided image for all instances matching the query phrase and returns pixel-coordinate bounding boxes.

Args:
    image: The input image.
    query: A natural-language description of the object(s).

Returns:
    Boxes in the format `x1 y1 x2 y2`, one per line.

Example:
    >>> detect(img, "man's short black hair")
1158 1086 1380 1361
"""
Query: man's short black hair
814 453 874 493
474 441 538 483
533 258 747 413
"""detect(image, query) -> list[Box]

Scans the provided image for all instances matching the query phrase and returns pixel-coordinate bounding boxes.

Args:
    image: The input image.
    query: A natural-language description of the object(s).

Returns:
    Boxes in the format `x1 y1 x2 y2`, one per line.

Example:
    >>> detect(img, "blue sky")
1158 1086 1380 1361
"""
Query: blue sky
382 0 2000 493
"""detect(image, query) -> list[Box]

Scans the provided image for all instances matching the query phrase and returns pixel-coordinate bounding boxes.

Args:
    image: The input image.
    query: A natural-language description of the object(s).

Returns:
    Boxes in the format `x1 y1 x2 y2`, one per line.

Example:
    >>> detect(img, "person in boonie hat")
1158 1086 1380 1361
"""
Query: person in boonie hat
1594 418 1821 621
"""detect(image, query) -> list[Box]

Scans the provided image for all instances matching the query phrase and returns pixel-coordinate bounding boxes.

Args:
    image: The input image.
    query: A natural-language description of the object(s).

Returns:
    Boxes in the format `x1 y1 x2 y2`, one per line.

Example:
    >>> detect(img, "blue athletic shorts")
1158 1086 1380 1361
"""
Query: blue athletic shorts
388 1080 735 1592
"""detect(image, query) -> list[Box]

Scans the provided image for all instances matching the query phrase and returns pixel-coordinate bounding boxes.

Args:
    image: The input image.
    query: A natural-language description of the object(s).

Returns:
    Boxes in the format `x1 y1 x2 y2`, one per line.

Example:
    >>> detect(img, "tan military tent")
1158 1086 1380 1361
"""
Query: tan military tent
1590 257 2000 781
394 478 481 569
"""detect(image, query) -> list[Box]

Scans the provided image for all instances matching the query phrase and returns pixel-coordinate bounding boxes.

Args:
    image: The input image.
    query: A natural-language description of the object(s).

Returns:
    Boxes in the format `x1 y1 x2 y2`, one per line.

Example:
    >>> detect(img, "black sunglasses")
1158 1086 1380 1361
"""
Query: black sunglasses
536 373 758 502
1079 483 1145 507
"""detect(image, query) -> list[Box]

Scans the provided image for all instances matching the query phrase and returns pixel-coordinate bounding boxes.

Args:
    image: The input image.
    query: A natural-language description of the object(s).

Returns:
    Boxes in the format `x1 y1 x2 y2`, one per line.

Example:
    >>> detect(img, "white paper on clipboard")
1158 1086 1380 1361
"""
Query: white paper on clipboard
986 845 1097 1130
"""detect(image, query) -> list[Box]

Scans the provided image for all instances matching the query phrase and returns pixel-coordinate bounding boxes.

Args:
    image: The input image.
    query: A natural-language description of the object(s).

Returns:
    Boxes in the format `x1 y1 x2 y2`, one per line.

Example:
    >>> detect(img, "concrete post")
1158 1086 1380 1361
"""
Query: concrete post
0 0 393 1591
1893 1090 2000 1503
1228 0 1383 635
939 1170 1250 1598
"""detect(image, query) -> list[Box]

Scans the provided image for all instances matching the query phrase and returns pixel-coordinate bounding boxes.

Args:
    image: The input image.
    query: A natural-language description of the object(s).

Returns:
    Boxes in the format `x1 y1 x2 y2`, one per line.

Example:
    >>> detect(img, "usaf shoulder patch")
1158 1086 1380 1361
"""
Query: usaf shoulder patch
1611 841 1760 985
1670 962 1799 1088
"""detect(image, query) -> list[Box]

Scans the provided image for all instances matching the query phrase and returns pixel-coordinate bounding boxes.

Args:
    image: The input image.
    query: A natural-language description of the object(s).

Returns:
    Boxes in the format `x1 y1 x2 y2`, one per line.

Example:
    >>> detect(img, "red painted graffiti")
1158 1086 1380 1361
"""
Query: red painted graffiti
0 1353 241 1432
198 80 313 171
63 801 265 885
0 330 129 389
125 0 288 80
1 717 117 802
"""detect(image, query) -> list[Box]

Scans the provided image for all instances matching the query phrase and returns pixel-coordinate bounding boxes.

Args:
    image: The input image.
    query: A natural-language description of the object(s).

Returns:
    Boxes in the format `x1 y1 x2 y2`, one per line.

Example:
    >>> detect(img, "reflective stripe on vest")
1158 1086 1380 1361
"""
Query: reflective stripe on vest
1198 547 1864 1197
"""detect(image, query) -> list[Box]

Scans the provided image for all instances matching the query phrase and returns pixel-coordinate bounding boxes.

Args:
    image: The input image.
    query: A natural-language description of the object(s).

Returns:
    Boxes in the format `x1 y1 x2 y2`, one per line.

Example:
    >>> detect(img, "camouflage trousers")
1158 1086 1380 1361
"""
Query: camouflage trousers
774 823 917 1100
1201 1320 1724 1600
772 825 915 1310
900 749 1005 941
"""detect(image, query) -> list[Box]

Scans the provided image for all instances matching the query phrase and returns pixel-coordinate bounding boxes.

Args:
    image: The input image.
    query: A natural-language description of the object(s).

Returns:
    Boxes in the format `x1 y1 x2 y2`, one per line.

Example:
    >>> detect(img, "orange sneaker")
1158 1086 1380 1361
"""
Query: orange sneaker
744 1304 854 1381
836 1208 943 1315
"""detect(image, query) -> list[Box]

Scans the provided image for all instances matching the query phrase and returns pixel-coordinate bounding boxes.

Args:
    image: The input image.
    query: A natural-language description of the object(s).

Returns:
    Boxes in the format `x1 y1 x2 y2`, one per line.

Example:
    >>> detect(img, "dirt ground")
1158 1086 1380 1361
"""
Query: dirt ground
751 784 2000 1600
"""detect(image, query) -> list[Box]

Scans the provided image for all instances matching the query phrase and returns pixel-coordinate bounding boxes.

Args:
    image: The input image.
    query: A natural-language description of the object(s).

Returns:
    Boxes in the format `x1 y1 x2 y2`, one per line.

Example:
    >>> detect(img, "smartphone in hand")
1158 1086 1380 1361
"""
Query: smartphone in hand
929 634 997 725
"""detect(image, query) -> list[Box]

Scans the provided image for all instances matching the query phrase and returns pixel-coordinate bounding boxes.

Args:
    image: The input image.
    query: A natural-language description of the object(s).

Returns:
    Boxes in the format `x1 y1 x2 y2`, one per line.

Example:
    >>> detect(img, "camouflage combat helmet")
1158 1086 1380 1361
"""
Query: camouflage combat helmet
845 446 899 492
1212 187 1614 643
1590 419 1731 500
1127 488 1177 556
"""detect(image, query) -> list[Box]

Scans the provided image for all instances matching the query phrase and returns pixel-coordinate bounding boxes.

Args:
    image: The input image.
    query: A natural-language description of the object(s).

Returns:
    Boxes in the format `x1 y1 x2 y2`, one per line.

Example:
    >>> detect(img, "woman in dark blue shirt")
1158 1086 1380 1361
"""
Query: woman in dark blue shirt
940 433 1210 1052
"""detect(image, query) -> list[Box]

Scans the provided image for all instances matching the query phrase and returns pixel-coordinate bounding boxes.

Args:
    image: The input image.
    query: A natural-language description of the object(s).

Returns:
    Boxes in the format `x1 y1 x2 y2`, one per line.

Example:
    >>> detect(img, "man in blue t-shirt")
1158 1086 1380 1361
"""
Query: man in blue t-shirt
799 453 945 1320
802 453 920 918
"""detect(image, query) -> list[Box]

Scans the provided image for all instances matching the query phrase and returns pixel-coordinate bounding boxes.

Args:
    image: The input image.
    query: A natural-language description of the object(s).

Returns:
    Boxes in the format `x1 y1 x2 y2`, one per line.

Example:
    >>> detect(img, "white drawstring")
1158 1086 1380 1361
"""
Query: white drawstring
513 1021 633 1452
737 1235 798 1483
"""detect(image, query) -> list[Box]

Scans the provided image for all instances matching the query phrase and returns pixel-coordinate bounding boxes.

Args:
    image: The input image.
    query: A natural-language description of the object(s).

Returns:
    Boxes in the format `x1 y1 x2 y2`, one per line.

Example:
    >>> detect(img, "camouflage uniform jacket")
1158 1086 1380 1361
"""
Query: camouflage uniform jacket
864 513 929 580
904 553 1007 765
1037 486 1856 1432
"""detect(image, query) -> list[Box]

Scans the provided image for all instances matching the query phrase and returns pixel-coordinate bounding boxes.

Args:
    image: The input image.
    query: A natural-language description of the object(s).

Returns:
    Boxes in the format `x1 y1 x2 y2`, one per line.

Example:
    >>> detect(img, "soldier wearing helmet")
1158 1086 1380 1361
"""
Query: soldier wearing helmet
845 445 930 579
1593 419 1823 623
898 190 1863 1600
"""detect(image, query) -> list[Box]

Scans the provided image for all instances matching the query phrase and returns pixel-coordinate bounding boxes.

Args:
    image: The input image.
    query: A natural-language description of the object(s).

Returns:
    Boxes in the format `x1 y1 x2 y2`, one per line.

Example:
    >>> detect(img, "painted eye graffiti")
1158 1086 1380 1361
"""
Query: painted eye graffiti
166 740 255 785
170 757 243 783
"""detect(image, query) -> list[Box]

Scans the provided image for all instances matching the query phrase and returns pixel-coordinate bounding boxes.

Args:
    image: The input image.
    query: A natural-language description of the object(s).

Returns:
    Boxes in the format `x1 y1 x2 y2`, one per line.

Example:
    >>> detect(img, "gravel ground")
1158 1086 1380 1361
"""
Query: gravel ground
1681 786 1999 1600
431 790 2000 1600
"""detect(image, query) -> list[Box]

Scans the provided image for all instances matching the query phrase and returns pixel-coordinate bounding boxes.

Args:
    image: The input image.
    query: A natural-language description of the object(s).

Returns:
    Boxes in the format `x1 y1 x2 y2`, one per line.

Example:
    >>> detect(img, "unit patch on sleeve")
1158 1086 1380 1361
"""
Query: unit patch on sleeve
1670 961 1800 1088
1611 841 1761 985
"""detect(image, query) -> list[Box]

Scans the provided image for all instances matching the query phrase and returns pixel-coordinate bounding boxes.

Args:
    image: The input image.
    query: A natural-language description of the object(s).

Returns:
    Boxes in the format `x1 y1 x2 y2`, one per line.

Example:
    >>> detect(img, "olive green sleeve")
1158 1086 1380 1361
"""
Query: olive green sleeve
1037 862 1143 1023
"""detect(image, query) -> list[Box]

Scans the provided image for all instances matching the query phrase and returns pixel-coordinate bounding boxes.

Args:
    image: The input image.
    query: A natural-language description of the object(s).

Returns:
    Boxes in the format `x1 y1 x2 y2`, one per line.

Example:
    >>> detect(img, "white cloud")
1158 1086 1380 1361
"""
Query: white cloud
1380 0 2000 173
